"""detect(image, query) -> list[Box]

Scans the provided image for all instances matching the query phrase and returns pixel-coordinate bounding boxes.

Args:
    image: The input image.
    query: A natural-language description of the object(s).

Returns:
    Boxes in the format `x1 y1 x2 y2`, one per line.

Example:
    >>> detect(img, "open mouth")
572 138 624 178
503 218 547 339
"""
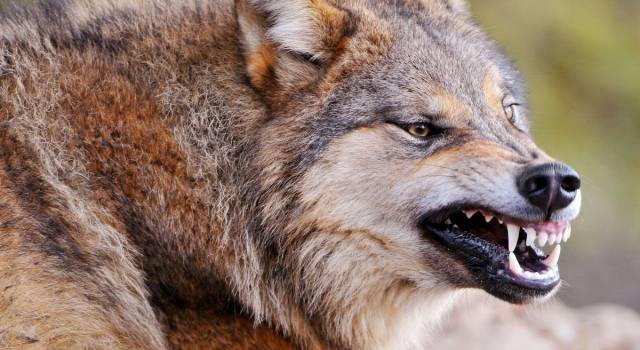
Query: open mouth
420 207 572 302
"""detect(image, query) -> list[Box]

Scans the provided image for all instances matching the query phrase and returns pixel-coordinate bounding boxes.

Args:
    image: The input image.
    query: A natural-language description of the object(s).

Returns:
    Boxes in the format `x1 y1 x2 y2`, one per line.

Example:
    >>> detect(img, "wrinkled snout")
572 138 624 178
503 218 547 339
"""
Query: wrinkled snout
518 163 581 217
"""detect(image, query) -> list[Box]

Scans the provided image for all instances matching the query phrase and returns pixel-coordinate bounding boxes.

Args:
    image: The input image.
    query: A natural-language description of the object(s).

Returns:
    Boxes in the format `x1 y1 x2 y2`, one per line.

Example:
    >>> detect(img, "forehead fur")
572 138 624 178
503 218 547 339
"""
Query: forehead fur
336 0 525 104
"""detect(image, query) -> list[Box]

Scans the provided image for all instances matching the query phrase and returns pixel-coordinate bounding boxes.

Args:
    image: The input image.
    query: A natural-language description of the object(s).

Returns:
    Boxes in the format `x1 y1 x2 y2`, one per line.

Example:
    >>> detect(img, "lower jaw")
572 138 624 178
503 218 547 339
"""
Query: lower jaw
477 274 560 304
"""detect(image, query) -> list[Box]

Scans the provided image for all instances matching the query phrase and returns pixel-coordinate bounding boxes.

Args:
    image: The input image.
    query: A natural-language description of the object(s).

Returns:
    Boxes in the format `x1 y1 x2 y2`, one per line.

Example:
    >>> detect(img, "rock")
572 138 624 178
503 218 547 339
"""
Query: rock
431 290 640 350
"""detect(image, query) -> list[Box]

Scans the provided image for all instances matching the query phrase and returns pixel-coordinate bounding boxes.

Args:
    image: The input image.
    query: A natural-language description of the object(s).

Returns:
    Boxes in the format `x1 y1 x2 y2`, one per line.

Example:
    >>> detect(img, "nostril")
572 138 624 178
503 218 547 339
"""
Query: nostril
561 175 581 192
526 176 548 194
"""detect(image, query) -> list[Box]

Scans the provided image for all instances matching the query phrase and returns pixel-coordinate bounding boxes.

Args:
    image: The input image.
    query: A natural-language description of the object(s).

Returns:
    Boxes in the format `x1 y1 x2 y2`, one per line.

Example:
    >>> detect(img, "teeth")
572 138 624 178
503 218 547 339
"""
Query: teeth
523 270 552 280
509 252 523 274
445 218 452 225
563 224 571 242
464 210 477 219
537 232 548 247
507 224 519 252
548 234 557 245
483 213 493 222
543 245 561 268
524 227 536 247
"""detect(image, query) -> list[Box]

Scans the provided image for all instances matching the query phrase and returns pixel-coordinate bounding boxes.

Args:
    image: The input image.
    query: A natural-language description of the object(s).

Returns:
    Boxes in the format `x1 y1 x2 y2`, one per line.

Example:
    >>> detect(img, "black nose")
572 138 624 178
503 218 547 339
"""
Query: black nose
518 163 581 216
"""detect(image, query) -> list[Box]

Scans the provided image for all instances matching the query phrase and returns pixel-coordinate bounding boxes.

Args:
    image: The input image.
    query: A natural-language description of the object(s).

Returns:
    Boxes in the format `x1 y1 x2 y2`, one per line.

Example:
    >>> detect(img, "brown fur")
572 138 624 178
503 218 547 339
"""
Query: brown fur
0 0 581 349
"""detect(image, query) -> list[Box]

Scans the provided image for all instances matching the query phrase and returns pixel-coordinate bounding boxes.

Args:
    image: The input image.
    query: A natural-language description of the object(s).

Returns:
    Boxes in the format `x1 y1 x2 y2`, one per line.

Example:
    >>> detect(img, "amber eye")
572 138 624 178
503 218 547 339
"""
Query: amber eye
406 123 430 138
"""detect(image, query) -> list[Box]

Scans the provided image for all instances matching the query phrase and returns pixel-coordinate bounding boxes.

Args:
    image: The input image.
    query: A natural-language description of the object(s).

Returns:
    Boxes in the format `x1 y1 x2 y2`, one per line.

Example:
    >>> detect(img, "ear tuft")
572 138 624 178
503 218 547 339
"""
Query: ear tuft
261 0 350 61
236 0 351 92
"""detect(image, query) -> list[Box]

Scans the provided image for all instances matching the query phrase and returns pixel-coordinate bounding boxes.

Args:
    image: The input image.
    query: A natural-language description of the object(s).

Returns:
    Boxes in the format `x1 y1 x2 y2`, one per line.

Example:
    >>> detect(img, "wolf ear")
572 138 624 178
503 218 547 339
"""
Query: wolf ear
235 0 351 93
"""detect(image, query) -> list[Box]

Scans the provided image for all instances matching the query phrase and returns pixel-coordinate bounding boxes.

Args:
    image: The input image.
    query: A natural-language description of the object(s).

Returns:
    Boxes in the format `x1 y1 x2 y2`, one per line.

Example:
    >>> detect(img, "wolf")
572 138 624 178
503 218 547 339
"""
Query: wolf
0 0 582 349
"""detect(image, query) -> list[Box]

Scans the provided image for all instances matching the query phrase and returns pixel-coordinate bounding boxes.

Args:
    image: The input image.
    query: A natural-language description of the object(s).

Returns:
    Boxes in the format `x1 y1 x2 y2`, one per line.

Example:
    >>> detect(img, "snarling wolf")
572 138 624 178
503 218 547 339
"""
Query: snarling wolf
0 0 582 348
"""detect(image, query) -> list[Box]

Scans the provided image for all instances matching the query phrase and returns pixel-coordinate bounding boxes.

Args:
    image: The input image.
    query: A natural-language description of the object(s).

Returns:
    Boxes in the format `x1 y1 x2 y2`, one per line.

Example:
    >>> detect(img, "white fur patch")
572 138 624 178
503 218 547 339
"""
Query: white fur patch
354 288 463 350
254 0 322 57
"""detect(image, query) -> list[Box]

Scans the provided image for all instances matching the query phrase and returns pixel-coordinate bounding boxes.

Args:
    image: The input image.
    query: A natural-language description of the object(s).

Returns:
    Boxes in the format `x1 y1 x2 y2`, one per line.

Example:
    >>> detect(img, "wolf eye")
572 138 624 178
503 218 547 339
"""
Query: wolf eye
502 95 521 124
504 104 520 122
405 123 430 138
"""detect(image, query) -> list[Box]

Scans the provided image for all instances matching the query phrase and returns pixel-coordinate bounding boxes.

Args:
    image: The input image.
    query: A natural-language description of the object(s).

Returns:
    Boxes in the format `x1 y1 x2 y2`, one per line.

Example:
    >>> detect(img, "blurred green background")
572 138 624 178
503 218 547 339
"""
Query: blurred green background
470 0 640 310
1 0 638 310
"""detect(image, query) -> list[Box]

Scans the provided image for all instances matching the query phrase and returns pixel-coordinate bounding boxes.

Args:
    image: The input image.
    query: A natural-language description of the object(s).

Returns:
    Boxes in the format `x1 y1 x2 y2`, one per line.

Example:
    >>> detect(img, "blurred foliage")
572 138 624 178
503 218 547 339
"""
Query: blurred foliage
0 0 638 308
470 0 640 309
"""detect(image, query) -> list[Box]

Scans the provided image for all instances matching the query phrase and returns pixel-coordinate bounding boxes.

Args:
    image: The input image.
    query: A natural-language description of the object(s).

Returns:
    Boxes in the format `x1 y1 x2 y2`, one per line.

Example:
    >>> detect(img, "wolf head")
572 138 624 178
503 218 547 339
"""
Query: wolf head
236 0 581 348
